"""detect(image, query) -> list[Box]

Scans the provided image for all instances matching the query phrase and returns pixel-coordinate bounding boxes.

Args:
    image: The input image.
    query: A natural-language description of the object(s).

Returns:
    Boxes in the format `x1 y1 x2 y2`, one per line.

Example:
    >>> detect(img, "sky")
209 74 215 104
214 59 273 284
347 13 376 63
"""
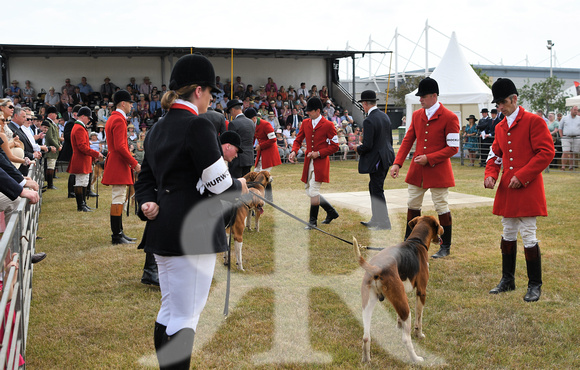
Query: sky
1 0 578 76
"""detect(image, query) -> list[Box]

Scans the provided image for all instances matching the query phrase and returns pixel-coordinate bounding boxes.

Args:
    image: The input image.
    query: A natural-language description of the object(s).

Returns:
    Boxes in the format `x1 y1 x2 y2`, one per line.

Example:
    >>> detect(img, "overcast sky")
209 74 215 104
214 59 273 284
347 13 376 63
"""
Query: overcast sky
2 0 578 75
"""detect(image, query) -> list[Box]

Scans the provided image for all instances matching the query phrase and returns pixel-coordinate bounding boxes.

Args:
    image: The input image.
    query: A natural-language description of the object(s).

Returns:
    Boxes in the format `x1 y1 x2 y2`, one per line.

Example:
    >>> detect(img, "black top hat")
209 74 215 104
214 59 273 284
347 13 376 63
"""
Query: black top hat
113 90 134 106
480 108 489 113
490 108 498 114
358 90 378 102
226 99 243 113
244 107 257 119
77 107 92 118
219 131 244 153
466 114 478 122
306 97 323 112
415 77 439 96
491 78 518 104
169 54 220 93
46 106 58 115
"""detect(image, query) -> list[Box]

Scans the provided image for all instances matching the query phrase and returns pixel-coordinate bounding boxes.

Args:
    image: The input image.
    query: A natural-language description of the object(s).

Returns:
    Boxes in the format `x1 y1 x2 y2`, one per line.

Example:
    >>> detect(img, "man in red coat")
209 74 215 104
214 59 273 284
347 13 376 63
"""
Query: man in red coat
245 107 281 172
67 107 103 212
289 97 339 229
390 77 460 258
102 90 141 244
484 78 554 302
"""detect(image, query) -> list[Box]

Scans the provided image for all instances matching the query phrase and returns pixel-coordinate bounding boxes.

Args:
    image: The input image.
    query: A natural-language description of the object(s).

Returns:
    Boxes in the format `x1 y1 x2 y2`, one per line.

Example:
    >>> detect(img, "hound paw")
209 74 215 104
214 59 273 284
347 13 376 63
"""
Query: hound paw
414 356 424 362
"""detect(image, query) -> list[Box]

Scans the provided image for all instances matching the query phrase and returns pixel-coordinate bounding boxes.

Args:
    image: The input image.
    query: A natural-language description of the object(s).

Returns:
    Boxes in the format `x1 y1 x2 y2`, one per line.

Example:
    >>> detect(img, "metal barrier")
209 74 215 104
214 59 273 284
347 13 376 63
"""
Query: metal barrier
0 162 43 369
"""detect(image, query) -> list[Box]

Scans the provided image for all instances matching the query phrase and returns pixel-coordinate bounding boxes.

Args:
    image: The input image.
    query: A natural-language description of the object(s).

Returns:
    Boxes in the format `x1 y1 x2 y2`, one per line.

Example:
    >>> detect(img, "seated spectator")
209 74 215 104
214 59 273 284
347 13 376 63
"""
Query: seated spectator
341 119 353 135
287 128 296 148
282 123 292 140
127 124 138 151
297 82 308 99
257 85 267 101
258 102 269 118
323 100 335 120
89 132 102 153
9 80 21 99
61 78 75 96
348 126 361 151
331 110 342 128
22 81 35 106
44 87 60 106
233 76 245 93
341 109 354 126
71 86 87 106
95 122 106 142
267 87 278 102
268 100 278 118
337 128 349 160
298 94 307 108
278 86 288 101
287 85 296 101
137 94 149 122
310 85 319 98
266 111 280 131
149 94 162 120
234 85 245 100
320 85 330 104
276 129 289 162
245 85 256 99
242 97 251 111
134 131 146 165
275 95 284 110
281 102 291 122
78 77 93 95
265 77 277 93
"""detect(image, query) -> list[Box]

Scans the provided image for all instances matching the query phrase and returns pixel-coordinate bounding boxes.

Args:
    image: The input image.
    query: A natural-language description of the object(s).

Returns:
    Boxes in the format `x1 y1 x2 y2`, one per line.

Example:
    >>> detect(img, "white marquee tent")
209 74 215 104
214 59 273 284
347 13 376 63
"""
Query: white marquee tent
565 95 580 106
405 32 493 127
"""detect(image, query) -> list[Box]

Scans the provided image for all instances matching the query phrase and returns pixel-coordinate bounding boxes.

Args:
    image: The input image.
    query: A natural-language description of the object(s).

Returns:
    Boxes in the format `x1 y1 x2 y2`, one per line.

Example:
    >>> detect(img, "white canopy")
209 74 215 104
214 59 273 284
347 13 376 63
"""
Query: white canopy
565 95 580 107
405 32 493 122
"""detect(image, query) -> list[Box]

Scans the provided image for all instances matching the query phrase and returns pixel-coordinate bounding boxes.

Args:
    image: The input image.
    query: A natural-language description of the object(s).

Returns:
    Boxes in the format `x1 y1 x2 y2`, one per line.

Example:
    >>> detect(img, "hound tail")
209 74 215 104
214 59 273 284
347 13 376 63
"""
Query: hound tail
353 237 382 277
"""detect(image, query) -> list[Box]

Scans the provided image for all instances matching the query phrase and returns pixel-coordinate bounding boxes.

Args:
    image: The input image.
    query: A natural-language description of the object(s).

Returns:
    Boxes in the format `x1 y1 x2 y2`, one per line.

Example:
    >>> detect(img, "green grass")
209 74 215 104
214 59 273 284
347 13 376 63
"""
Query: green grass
26 160 580 368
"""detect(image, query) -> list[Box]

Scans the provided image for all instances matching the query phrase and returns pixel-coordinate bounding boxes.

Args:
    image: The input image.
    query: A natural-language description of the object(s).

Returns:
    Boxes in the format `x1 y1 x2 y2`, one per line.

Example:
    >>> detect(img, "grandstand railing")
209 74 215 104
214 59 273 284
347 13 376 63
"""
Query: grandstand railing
0 161 43 369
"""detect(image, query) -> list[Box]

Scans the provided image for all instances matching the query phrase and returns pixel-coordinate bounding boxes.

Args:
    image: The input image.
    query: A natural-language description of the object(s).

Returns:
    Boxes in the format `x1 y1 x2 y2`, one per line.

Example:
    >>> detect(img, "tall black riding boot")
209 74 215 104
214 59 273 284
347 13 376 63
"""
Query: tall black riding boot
46 169 57 190
304 205 319 230
82 187 93 210
432 212 452 258
154 321 167 355
158 328 195 370
74 186 92 212
404 209 422 240
111 203 133 244
524 244 542 302
489 238 517 294
86 172 98 197
68 174 76 198
141 252 159 286
119 214 137 242
319 196 339 224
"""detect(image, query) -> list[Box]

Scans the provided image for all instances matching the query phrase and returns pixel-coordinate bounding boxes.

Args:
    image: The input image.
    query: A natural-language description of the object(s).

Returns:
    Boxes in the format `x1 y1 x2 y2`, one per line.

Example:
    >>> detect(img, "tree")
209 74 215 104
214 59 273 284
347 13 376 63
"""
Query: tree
519 76 570 114
389 75 424 106
472 66 493 88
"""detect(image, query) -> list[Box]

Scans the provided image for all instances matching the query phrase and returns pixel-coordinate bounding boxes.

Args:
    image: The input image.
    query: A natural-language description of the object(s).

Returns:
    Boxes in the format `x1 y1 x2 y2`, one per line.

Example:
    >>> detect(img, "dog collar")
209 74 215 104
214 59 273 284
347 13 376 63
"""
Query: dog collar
407 237 429 251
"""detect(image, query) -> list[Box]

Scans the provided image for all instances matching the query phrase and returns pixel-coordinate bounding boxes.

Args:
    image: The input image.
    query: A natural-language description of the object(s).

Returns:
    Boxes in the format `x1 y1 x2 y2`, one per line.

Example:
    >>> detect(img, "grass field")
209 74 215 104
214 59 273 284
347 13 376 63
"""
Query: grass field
27 160 580 369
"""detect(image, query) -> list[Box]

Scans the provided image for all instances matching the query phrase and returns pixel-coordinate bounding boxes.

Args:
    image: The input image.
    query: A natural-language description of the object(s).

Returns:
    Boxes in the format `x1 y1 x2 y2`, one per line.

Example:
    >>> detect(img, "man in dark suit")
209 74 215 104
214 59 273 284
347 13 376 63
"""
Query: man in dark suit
356 90 395 230
71 86 87 106
477 108 493 167
226 99 255 178
200 98 226 136
286 107 303 131
9 107 38 176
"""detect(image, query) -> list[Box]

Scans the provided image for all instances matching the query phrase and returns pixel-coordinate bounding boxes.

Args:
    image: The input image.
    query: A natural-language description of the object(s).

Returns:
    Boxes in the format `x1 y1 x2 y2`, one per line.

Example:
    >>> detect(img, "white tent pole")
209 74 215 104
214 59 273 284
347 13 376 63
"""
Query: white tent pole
395 28 399 89
425 19 429 74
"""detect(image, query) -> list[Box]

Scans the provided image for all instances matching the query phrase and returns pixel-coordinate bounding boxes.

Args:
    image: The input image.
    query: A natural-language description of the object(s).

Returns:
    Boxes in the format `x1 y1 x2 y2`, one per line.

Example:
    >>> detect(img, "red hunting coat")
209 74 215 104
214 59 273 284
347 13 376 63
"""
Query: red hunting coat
394 103 460 189
291 116 338 183
254 118 281 168
102 110 138 185
67 121 100 174
484 107 554 218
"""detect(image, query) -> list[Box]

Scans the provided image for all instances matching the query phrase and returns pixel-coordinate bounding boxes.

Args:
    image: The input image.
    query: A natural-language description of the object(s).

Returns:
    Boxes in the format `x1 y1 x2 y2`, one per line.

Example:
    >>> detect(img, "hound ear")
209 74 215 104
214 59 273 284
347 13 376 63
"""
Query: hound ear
408 216 420 230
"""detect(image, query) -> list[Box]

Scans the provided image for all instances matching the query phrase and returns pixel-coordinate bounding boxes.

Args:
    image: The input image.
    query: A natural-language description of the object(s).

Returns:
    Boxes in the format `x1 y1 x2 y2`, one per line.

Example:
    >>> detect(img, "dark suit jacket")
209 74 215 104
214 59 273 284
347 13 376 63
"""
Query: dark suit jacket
357 108 395 174
58 120 75 162
0 166 22 201
200 109 226 136
286 114 303 129
227 114 255 167
71 92 87 106
8 121 34 175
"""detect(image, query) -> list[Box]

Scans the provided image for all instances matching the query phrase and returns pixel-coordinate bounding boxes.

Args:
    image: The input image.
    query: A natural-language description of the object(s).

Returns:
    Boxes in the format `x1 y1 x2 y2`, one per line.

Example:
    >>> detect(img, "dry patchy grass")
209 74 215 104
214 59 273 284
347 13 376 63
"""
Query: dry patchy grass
26 160 580 369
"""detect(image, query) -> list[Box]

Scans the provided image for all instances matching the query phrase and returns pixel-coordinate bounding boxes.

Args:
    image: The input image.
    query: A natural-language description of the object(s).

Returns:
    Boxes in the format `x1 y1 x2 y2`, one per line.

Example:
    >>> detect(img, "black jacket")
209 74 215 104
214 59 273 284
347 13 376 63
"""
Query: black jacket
135 107 242 256
357 108 395 174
